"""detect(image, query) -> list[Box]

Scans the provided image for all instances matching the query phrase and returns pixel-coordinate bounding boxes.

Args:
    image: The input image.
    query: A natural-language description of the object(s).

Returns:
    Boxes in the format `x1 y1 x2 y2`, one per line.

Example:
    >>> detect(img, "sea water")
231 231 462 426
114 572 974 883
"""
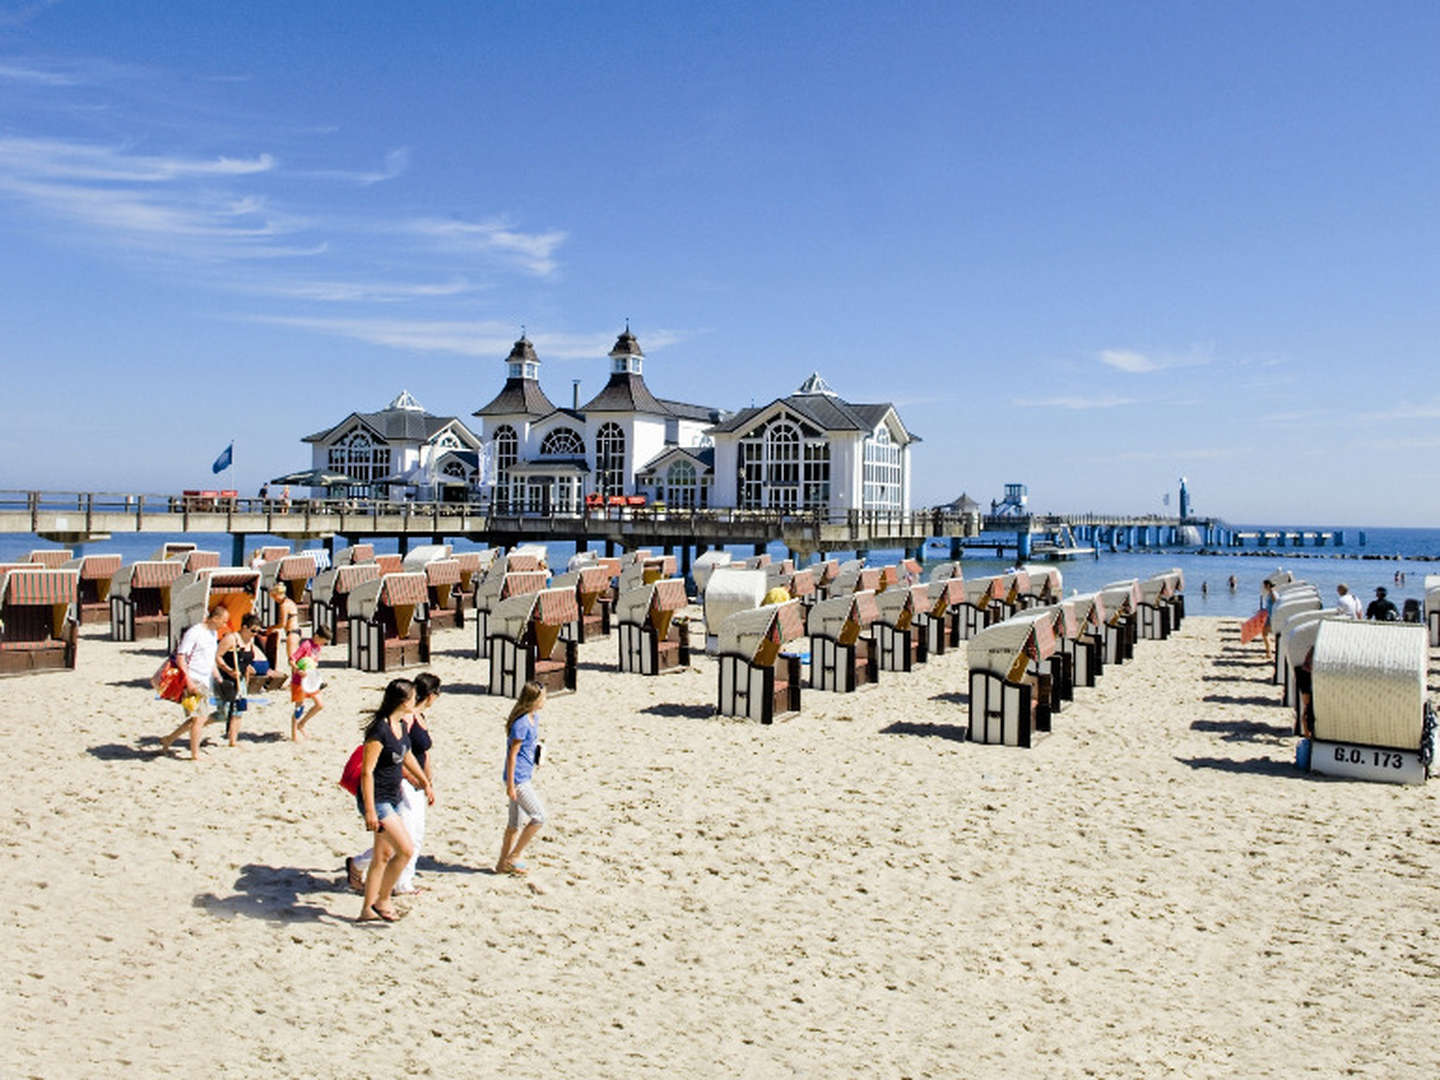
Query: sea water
4 525 1438 622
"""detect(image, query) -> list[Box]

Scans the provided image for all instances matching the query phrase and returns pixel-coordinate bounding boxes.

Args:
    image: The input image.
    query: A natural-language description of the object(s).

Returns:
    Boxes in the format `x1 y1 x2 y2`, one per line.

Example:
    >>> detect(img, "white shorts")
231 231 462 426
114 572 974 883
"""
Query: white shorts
507 781 547 829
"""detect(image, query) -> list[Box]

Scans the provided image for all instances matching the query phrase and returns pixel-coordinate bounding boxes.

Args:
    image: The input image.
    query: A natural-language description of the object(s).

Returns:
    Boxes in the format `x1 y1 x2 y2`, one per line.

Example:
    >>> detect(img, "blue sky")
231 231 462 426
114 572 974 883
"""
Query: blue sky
2 2 1438 526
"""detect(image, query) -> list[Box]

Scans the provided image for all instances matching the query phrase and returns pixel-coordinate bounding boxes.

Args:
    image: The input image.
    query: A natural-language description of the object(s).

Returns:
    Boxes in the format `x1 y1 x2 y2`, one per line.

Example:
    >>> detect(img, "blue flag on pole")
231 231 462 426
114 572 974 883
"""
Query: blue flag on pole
212 442 233 474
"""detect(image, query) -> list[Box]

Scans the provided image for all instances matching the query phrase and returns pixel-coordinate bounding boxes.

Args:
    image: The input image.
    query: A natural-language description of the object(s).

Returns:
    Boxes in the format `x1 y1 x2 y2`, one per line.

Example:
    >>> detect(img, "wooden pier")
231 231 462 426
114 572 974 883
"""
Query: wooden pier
0 490 983 567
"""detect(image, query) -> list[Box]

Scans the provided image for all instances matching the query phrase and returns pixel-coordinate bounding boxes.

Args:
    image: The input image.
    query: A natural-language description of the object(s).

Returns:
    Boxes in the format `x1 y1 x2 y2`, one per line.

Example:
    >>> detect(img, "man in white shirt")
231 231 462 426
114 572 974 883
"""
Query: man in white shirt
1335 583 1362 620
159 605 231 761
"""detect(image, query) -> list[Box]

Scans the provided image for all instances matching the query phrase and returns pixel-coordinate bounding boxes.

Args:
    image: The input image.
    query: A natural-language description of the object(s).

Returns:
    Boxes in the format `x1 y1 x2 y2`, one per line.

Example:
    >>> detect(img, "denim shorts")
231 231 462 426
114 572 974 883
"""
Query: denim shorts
355 792 404 824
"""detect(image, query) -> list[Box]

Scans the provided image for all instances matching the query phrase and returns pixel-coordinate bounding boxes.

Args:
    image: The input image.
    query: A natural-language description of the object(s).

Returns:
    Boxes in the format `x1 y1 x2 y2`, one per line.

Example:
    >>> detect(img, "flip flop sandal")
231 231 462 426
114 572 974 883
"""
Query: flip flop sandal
502 862 529 876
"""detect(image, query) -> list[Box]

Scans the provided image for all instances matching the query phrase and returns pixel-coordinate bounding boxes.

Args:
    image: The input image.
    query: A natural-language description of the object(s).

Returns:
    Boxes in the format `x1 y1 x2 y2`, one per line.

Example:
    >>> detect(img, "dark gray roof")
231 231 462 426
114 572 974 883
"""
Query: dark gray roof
531 407 586 425
609 329 643 357
657 398 724 423
707 393 915 442
305 408 475 445
473 377 557 418
636 445 714 474
507 336 539 364
580 372 667 414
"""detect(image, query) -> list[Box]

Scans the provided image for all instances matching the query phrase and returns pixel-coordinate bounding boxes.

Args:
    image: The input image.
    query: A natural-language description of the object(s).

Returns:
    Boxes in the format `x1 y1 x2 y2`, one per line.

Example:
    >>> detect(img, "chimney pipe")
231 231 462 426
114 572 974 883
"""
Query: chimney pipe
572 379 581 410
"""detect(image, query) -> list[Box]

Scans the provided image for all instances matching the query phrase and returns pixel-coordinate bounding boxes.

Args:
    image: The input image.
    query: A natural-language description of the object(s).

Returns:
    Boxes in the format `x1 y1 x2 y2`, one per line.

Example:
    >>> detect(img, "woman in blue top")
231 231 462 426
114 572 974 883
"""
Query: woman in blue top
497 681 547 877
357 678 434 923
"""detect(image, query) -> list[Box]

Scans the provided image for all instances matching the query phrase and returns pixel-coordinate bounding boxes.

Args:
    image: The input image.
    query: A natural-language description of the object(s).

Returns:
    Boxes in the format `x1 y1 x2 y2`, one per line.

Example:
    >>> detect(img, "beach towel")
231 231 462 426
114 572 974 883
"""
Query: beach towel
1240 610 1269 644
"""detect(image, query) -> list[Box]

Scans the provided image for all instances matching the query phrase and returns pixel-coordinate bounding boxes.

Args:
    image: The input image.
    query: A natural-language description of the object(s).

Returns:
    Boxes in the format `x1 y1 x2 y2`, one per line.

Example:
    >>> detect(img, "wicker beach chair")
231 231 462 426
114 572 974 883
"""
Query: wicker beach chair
473 567 549 659
615 578 691 675
485 587 579 697
1059 592 1106 687
1269 592 1323 684
552 564 615 644
0 566 78 674
168 568 262 651
873 583 928 672
1282 611 1338 732
967 612 1057 748
334 543 375 568
26 548 73 569
692 550 734 594
1016 604 1076 710
347 572 431 672
1137 575 1176 641
183 550 220 573
150 542 197 562
1307 621 1434 783
1097 581 1141 665
958 575 1006 641
716 600 807 723
108 560 184 642
806 590 880 692
257 553 318 627
310 562 381 644
701 569 768 655
61 553 123 626
1020 565 1063 605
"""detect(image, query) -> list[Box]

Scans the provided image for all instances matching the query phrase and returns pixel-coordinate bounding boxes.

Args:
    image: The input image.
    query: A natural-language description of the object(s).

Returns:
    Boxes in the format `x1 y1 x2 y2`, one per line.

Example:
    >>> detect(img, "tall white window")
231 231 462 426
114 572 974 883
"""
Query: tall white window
765 423 800 510
803 439 830 509
666 459 697 508
596 423 626 497
328 430 391 494
540 427 585 456
492 426 518 507
739 438 764 508
863 426 902 511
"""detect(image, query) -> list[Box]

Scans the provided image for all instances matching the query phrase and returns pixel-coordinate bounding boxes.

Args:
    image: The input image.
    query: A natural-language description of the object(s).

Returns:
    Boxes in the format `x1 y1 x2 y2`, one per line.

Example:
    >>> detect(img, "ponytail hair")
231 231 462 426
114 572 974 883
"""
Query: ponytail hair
505 680 545 732
363 677 415 733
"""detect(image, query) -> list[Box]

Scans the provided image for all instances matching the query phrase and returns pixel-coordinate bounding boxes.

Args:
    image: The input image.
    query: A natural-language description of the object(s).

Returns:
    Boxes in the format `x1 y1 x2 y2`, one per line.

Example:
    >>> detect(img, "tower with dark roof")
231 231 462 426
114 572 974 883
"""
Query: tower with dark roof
473 335 557 419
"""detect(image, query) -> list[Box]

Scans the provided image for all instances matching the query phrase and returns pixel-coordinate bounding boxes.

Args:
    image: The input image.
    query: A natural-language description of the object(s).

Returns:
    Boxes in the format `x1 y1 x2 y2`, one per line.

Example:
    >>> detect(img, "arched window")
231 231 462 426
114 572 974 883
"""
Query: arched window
765 422 800 510
539 427 585 457
492 425 518 507
433 431 461 450
442 461 469 479
666 459 697 508
596 423 626 497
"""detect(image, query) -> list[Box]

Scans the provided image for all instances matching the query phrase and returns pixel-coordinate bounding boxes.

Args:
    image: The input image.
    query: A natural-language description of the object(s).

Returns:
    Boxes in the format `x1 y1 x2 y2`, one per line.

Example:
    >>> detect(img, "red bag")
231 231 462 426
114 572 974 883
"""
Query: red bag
339 744 365 795
151 657 187 703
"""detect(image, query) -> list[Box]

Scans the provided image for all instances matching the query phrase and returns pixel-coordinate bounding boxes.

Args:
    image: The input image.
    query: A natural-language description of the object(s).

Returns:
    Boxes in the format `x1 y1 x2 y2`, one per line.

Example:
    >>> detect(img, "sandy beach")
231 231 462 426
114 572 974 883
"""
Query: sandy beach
4 614 1438 1078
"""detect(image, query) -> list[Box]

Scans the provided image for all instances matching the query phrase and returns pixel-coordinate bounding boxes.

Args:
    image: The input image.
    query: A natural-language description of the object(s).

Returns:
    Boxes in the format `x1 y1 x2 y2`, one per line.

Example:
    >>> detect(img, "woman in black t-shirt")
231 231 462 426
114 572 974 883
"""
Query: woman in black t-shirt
357 678 434 923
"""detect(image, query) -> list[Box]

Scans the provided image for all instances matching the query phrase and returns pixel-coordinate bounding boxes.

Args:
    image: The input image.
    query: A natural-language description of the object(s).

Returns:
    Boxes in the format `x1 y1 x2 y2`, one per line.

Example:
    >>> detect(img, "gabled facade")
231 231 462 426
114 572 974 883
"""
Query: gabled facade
303 390 483 499
472 329 723 513
707 373 917 512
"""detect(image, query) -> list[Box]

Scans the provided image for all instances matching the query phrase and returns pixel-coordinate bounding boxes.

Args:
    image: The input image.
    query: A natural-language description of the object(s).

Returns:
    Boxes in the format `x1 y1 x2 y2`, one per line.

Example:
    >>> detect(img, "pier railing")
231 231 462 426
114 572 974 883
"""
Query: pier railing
0 490 982 552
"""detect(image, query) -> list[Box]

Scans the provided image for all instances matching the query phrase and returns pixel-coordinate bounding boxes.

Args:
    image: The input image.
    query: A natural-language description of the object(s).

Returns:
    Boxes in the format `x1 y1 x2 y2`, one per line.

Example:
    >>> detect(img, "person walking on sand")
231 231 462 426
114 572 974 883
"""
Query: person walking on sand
158 605 232 762
497 681 548 877
356 678 434 924
289 625 331 740
348 672 441 895
1259 580 1278 659
266 583 301 674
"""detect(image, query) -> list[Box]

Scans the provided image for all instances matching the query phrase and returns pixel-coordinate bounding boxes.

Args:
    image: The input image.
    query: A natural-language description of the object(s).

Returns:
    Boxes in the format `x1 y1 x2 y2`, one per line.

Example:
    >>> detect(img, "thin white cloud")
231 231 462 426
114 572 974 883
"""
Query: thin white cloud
0 136 276 181
0 60 75 85
1098 345 1214 374
1013 394 1137 410
247 277 480 302
300 147 410 185
249 315 681 358
405 218 567 277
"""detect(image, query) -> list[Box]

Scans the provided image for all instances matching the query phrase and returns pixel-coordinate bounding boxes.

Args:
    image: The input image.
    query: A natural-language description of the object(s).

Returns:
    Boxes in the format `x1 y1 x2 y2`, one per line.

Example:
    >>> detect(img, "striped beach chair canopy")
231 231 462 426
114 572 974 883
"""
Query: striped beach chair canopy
336 543 376 566
875 583 919 627
423 558 462 587
575 565 611 598
1001 569 1032 603
120 559 185 595
1311 621 1429 749
374 554 403 575
505 552 545 574
1020 565 1061 597
853 567 880 593
789 568 817 598
963 575 1006 606
278 554 317 581
899 558 923 583
926 576 964 613
152 542 197 561
510 544 548 568
454 550 493 575
1099 581 1142 615
968 613 1056 683
0 561 38 575
1 567 79 606
64 553 123 581
717 600 806 665
501 571 549 600
1016 605 1068 646
1140 576 1174 604
492 590 541 640
312 562 382 604
27 549 73 569
248 545 290 565
185 550 221 572
1029 600 1080 640
702 569 767 634
1068 592 1107 631
402 544 453 573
